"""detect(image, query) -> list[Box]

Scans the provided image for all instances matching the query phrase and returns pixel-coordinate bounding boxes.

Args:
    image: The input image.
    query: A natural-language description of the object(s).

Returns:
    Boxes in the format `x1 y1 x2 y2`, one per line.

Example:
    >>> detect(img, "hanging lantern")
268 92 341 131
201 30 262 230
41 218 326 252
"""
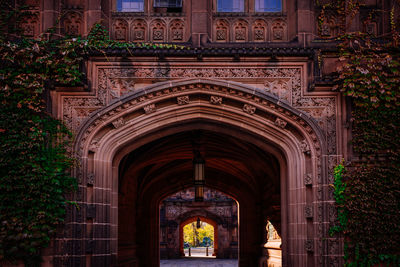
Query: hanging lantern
193 155 205 202
196 217 201 229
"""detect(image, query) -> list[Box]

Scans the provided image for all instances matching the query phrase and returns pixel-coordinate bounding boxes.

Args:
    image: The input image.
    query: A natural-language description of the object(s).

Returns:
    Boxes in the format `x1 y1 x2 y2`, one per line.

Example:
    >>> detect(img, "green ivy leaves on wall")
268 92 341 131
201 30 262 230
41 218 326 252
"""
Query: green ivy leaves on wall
0 4 190 263
332 33 400 267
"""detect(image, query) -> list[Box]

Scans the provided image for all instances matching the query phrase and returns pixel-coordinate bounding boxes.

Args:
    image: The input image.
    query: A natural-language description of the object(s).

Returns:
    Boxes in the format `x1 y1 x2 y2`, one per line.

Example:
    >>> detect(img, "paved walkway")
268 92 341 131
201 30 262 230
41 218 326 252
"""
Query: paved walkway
160 258 238 267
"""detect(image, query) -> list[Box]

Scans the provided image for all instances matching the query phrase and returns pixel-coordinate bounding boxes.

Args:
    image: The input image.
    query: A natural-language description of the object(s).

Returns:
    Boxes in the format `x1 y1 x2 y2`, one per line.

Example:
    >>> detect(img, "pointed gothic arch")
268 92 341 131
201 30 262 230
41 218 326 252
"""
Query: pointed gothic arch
71 78 329 266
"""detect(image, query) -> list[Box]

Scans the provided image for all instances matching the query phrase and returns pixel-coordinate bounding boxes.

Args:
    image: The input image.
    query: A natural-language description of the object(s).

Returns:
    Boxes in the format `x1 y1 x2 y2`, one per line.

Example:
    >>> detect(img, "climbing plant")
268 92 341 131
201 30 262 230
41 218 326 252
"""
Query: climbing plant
0 4 189 265
327 1 400 266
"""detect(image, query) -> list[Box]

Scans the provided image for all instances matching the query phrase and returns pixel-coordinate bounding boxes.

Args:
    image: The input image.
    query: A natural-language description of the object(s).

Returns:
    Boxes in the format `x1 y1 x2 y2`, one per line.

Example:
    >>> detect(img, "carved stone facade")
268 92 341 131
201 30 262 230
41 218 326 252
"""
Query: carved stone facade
213 16 287 42
23 0 397 266
52 59 340 266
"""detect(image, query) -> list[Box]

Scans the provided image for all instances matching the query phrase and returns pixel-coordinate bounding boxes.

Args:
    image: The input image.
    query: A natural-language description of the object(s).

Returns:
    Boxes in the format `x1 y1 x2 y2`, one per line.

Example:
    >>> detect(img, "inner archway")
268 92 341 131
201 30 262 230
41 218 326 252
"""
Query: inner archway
118 129 282 266
159 187 240 260
182 217 216 257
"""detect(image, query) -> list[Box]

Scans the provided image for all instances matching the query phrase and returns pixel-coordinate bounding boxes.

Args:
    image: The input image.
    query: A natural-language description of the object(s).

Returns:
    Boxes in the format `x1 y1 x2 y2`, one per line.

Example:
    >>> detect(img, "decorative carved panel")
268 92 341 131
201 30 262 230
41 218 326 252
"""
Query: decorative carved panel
177 95 189 105
215 19 229 42
271 19 287 41
59 64 337 159
210 96 222 105
243 104 256 114
113 19 129 41
169 19 184 42
151 20 166 42
264 79 291 104
63 12 82 36
21 13 39 37
233 20 248 42
144 103 156 114
112 118 125 129
274 118 287 129
253 19 267 42
132 19 147 42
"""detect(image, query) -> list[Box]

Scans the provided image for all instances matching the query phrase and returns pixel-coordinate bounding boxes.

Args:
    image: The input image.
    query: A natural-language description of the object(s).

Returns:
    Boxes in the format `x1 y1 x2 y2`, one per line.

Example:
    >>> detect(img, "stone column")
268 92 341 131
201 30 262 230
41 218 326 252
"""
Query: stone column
84 0 102 35
191 0 209 47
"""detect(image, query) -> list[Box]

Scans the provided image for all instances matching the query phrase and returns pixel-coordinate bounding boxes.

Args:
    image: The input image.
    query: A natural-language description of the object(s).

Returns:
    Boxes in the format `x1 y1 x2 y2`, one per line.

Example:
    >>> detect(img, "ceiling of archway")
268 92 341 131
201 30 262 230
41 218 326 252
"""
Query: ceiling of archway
119 130 280 203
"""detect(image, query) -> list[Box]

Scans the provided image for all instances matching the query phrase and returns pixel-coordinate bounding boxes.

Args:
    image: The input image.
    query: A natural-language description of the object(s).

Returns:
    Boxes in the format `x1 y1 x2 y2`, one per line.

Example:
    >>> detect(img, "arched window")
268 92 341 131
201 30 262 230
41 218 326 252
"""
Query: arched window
117 0 144 12
217 0 244 12
255 0 282 12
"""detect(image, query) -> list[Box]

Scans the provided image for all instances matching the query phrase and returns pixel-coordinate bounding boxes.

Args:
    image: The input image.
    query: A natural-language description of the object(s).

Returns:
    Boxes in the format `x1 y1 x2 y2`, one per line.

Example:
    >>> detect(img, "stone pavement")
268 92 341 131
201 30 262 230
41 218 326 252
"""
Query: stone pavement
160 258 238 267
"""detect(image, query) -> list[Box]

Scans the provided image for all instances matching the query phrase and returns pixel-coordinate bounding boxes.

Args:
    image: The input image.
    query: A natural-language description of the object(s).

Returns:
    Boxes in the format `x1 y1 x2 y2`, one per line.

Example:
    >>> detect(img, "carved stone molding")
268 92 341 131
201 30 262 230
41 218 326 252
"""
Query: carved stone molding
177 95 190 105
112 118 125 129
304 173 313 186
305 205 313 219
243 104 256 114
87 173 95 186
210 96 222 105
274 118 287 129
144 104 156 114
60 65 337 161
88 139 100 152
300 140 311 155
305 239 314 252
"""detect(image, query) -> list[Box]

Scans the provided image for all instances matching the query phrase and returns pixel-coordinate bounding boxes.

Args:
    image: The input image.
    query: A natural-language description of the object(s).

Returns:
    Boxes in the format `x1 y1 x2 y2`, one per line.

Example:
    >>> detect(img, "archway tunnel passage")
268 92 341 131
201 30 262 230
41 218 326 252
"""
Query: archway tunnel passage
159 187 239 259
117 129 283 266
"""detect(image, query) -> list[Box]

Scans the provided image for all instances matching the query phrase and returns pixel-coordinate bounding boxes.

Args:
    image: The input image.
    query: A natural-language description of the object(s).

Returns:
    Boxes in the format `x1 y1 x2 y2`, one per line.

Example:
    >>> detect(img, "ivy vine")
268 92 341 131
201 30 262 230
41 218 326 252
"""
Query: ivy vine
0 5 190 265
328 2 400 265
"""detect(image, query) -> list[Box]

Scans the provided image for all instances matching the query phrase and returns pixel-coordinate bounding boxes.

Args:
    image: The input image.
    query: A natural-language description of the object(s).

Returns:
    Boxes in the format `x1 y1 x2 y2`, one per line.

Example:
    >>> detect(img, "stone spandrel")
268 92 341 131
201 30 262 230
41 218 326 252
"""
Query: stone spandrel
60 64 337 155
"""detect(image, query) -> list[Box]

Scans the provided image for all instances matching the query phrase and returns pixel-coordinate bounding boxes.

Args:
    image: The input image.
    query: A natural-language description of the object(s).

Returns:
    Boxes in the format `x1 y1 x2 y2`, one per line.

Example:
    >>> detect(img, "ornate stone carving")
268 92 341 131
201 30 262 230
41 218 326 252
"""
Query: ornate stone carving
215 19 229 42
88 139 100 152
63 12 82 36
87 173 95 186
61 65 336 160
144 104 156 114
271 19 286 41
108 78 135 99
243 104 256 114
113 19 128 41
274 118 287 129
210 96 222 105
300 140 311 155
233 20 248 42
319 13 339 38
321 23 331 37
132 19 147 41
253 19 267 42
305 239 314 252
151 20 166 42
264 79 291 103
304 173 313 186
170 19 184 42
305 205 313 219
21 13 39 37
177 95 189 105
112 118 125 129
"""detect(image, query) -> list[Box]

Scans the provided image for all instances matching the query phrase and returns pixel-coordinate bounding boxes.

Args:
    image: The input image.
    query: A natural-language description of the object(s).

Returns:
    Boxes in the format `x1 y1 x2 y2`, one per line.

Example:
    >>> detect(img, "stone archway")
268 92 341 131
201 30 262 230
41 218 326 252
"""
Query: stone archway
179 216 219 257
71 78 331 267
